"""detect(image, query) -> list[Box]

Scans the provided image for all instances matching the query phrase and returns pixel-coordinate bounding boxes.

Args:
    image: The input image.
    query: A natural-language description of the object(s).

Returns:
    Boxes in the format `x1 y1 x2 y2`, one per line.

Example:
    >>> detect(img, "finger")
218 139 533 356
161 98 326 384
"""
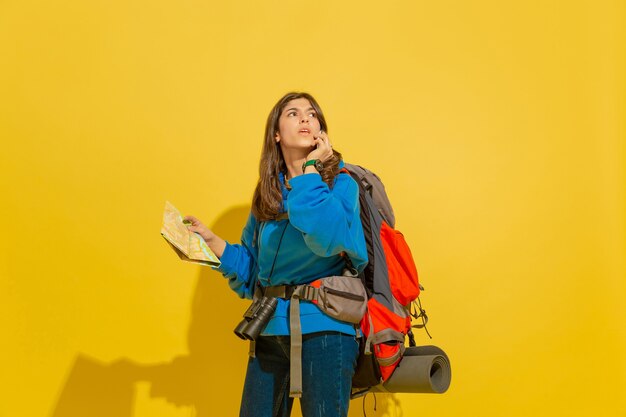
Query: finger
184 215 199 224
318 132 331 148
323 138 332 152
189 225 207 234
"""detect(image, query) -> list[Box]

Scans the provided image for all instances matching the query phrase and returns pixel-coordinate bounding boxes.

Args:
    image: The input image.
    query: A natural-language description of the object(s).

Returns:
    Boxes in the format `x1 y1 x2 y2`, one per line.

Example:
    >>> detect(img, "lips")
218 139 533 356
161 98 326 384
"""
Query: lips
299 128 311 134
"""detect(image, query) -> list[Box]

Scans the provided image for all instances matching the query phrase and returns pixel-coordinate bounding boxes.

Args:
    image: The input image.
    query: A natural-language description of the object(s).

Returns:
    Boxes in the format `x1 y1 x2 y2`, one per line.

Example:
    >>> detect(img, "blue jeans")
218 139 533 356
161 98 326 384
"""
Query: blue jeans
239 331 359 417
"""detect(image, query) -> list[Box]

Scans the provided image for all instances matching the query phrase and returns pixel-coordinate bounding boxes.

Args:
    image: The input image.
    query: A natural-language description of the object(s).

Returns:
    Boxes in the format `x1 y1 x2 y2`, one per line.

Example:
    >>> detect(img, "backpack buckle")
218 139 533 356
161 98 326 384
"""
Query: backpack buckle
297 285 318 301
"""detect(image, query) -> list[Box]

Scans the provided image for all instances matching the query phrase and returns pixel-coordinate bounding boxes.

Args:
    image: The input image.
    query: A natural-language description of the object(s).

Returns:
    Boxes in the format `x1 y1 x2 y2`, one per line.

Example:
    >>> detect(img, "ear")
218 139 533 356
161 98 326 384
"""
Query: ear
275 132 280 143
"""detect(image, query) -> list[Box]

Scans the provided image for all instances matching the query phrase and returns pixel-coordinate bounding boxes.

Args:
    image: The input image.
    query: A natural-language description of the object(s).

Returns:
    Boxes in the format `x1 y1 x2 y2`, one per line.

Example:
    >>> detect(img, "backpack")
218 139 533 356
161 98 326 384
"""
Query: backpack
242 163 429 398
342 163 429 396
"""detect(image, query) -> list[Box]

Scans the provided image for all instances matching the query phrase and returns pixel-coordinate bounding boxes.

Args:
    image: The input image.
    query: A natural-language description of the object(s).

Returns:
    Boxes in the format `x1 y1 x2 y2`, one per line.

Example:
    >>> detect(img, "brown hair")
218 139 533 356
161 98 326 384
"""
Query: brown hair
251 92 343 221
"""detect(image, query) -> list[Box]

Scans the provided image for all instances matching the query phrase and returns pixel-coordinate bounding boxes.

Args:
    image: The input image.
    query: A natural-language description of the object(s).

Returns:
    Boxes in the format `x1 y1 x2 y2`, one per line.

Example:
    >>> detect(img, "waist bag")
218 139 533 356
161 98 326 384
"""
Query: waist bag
261 267 367 398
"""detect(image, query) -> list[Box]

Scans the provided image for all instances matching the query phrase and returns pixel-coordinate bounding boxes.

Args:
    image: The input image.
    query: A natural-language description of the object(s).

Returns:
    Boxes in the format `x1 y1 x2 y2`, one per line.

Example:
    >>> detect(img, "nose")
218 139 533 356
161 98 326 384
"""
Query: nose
300 115 309 124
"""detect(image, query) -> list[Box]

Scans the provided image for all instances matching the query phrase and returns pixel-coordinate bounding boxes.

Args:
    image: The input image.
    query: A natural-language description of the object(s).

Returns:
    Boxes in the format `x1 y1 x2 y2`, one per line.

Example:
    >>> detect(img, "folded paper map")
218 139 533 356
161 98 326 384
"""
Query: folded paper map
161 201 221 267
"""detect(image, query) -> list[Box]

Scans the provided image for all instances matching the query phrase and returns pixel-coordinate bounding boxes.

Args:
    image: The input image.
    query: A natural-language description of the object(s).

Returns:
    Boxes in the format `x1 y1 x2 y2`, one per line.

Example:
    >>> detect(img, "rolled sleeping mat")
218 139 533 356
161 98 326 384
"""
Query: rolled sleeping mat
371 345 451 394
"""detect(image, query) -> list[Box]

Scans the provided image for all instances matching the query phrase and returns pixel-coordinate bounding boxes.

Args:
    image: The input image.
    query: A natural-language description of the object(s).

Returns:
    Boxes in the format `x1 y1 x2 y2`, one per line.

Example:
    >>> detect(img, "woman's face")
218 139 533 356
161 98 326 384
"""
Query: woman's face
275 98 322 152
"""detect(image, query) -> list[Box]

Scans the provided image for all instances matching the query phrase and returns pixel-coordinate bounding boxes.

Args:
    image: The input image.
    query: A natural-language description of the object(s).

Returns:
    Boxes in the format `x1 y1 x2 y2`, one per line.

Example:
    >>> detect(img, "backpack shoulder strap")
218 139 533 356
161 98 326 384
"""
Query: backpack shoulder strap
344 163 396 228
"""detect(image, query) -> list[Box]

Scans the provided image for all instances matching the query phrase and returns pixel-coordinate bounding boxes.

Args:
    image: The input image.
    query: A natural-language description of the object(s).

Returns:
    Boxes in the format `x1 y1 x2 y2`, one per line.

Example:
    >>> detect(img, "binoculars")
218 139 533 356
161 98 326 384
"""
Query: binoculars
234 296 278 341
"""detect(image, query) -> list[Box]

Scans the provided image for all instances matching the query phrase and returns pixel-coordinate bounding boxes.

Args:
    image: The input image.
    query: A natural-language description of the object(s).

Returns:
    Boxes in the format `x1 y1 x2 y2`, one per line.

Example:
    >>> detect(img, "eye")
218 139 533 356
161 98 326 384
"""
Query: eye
308 112 317 118
287 111 297 117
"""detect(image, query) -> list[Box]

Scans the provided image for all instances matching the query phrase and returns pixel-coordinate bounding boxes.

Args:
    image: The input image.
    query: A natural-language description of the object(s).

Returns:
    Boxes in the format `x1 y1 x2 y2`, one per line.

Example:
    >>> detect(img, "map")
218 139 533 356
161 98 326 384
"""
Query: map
160 201 221 267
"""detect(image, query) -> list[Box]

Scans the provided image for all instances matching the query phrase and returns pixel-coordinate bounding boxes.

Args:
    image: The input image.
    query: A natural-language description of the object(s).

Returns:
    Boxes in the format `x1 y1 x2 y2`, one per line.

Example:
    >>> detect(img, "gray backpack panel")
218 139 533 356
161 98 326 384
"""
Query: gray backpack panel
344 163 395 229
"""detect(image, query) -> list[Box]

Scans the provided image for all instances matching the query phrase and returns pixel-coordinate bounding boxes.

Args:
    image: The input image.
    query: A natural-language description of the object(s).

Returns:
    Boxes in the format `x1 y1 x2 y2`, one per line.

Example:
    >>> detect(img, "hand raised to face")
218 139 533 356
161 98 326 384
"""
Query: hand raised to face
306 130 333 162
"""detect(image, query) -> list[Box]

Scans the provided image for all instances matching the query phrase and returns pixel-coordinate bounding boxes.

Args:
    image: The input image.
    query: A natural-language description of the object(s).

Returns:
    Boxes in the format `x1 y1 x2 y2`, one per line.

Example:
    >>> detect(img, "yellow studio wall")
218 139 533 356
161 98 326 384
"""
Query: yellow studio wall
0 1 624 416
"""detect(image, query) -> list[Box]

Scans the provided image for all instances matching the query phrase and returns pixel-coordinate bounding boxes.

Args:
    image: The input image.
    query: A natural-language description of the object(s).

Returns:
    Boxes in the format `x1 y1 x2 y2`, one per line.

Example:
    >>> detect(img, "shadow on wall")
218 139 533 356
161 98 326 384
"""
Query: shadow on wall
50 205 251 417
50 204 398 417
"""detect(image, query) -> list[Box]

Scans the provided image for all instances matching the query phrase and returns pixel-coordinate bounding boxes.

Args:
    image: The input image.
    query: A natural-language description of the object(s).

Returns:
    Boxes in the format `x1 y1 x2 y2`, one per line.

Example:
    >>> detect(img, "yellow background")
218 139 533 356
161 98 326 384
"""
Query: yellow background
1 1 624 416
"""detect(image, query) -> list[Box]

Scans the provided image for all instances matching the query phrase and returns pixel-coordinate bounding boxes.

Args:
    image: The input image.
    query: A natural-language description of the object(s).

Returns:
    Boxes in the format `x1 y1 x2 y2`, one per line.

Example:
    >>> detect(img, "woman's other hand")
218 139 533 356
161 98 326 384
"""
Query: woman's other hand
183 215 226 257
183 215 213 241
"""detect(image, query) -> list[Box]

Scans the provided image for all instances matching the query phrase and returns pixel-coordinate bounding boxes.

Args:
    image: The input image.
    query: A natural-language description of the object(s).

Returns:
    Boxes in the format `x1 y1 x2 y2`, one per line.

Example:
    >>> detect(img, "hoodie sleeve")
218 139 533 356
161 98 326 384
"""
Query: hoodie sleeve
286 172 368 272
213 212 258 299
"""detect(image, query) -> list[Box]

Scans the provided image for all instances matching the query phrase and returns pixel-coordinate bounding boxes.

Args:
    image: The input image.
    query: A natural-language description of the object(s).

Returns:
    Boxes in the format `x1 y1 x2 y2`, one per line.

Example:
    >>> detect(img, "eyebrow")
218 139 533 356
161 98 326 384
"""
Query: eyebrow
283 107 316 114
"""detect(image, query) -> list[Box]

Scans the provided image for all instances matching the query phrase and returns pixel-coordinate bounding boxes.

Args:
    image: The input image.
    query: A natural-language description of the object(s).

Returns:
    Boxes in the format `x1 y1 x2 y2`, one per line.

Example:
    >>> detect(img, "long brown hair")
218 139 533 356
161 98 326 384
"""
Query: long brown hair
251 92 343 221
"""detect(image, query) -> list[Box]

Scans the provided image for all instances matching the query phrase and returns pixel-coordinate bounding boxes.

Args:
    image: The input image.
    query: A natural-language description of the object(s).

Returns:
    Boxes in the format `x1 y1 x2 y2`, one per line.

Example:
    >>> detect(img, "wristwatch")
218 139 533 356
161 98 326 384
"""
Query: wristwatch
302 159 324 173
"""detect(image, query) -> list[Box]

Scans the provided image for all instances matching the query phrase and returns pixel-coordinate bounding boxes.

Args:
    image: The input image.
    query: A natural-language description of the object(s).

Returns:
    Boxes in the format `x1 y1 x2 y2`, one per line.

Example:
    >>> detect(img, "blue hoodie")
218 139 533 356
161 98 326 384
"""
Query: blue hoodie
215 164 368 336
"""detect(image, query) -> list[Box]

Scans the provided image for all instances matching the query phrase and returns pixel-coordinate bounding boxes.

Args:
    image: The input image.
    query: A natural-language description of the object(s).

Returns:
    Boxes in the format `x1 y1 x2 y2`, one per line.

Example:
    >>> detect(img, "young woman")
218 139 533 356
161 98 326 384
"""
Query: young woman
184 92 367 417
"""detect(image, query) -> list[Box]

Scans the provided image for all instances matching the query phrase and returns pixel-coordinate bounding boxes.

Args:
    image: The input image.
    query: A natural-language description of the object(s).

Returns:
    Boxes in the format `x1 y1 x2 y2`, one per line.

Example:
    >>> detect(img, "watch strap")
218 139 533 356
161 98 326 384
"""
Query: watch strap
302 159 317 173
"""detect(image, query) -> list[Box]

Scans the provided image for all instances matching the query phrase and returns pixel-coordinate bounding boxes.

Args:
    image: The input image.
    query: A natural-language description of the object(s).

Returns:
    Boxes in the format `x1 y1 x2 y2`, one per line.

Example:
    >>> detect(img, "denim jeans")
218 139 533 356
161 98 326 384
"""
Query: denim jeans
239 331 359 417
